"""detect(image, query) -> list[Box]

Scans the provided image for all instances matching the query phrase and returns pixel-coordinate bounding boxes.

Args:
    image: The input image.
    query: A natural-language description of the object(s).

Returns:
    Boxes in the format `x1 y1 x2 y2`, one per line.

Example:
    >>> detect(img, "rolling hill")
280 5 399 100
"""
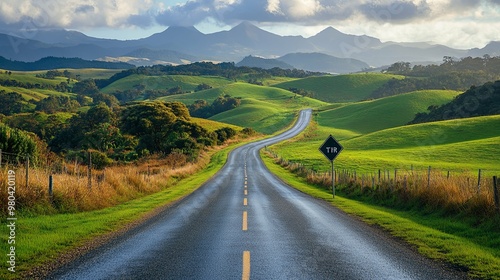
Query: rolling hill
273 73 405 103
101 74 233 94
316 90 460 134
265 88 497 172
160 82 327 134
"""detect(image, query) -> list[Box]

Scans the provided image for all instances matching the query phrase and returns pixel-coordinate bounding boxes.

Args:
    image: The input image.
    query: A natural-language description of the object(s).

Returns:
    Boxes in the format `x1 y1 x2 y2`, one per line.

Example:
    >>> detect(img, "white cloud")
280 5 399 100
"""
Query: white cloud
0 0 498 48
0 0 157 29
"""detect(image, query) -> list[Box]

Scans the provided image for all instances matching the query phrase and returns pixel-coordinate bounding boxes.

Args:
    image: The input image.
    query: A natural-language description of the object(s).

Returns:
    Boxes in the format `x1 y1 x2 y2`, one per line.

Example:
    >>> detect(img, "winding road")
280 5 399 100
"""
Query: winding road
49 109 465 279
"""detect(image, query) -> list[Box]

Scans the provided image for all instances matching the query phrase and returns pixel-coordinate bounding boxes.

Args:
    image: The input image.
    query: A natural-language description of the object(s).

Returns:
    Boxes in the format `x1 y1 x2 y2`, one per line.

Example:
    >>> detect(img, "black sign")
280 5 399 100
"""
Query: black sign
319 135 343 162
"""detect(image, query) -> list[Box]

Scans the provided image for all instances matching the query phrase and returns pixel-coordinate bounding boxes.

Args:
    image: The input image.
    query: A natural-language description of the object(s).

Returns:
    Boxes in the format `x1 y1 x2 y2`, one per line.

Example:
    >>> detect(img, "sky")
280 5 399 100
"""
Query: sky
0 0 499 49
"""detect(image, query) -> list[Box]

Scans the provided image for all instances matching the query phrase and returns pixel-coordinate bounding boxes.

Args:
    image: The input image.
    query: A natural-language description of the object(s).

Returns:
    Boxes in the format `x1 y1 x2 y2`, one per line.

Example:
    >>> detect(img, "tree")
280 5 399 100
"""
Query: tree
35 96 80 113
92 93 120 108
0 91 30 115
120 101 177 137
72 79 99 95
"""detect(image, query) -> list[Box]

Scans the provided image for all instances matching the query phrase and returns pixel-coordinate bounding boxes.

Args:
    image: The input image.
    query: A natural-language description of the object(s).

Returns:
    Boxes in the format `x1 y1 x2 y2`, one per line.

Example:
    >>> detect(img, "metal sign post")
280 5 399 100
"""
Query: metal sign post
319 135 343 198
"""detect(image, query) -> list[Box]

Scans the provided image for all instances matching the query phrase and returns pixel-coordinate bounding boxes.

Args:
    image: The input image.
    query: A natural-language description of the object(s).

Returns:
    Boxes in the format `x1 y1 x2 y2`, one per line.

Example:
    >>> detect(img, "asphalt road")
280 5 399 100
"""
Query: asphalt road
49 109 465 279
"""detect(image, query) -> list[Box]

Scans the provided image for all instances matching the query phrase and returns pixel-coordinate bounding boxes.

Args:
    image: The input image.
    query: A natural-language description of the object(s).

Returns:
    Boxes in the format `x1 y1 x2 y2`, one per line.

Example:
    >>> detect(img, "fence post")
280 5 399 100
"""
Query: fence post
0 149 2 168
88 151 92 189
378 169 381 183
477 169 482 194
493 176 499 214
427 166 431 189
25 155 29 188
49 175 53 201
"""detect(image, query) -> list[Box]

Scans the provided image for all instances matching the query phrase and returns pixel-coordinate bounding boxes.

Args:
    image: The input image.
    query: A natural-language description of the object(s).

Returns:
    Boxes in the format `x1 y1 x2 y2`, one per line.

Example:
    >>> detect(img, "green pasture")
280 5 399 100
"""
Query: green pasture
271 109 500 174
273 73 405 102
101 74 233 94
163 83 327 134
0 71 69 87
316 90 460 134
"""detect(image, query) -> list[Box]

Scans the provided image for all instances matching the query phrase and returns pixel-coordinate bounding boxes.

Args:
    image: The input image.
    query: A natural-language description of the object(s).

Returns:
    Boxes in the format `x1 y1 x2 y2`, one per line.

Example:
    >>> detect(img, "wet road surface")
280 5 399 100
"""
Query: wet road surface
49 109 465 279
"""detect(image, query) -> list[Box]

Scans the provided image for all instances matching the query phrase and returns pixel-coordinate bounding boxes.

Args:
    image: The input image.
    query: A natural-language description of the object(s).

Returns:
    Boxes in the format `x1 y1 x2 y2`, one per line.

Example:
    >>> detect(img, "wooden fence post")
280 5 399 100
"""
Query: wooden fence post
427 166 431 189
88 151 92 189
49 175 53 201
25 155 29 188
477 169 482 194
493 176 499 214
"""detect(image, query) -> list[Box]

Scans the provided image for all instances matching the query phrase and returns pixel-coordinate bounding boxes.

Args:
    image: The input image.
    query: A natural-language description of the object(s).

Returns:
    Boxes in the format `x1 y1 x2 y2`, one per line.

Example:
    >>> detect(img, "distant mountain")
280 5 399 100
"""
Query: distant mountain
352 43 468 67
468 41 500 57
236 55 294 70
0 22 499 70
124 48 199 65
278 53 369 74
0 56 134 71
308 27 382 58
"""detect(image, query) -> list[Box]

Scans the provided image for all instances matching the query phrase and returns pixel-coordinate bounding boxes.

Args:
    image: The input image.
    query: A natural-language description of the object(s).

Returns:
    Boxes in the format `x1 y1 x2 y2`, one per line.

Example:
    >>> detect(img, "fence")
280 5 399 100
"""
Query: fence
265 150 500 216
0 150 201 215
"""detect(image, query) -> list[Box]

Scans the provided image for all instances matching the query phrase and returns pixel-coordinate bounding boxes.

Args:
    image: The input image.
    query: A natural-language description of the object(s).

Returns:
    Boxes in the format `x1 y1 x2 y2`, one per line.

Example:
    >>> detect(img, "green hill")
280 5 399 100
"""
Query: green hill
273 73 405 102
161 82 328 134
317 90 460 134
101 74 233 94
344 115 500 150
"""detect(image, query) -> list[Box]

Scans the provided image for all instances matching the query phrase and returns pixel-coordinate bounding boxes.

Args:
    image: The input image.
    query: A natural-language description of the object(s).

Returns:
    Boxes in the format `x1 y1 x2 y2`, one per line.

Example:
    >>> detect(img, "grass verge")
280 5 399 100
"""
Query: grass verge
0 142 240 279
261 152 500 279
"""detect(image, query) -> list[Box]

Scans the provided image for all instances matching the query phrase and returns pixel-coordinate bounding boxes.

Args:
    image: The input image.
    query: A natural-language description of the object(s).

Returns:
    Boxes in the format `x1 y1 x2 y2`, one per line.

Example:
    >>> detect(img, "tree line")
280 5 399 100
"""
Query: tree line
1 101 244 169
409 80 500 124
94 61 322 89
372 55 500 98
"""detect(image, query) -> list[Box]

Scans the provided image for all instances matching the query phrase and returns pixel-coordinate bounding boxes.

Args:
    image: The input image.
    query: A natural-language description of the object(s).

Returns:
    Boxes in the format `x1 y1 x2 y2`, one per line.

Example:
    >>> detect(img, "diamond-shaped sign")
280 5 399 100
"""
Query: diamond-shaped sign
319 135 343 162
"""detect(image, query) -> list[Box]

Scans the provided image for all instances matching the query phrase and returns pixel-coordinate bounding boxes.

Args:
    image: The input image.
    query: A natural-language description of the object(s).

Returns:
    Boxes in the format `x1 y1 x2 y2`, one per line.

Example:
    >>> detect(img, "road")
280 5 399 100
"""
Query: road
49 109 465 279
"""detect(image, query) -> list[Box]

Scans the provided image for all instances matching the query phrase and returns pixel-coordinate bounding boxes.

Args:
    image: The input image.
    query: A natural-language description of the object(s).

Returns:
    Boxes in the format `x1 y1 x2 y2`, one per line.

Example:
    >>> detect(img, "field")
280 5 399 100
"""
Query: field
101 74 233 94
1 67 499 278
161 82 328 134
273 73 405 102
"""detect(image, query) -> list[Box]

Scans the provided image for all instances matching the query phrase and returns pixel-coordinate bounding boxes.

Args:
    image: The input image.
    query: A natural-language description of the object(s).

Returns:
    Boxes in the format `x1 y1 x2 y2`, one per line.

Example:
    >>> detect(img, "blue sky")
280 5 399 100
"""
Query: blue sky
0 0 499 49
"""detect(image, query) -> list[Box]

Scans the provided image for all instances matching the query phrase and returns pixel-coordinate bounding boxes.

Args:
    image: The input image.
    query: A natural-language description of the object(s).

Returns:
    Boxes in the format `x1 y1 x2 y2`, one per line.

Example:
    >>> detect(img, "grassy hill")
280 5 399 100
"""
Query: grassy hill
316 90 460 134
101 74 233 94
273 73 405 102
161 82 328 134
268 89 500 174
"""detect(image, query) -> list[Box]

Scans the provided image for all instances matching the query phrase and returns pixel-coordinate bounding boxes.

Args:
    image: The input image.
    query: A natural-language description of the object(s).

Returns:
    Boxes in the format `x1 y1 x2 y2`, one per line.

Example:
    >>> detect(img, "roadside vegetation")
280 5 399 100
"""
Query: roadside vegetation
1 56 499 278
261 154 500 279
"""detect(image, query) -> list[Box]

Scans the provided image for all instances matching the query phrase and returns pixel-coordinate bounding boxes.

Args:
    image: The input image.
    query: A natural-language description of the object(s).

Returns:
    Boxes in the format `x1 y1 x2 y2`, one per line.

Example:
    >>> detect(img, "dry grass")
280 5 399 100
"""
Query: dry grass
265 150 499 220
0 151 212 215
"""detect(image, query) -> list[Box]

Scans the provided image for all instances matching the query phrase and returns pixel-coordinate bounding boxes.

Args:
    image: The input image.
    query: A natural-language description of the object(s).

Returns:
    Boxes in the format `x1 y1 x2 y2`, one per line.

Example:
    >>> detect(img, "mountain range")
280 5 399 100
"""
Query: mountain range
1 22 499 73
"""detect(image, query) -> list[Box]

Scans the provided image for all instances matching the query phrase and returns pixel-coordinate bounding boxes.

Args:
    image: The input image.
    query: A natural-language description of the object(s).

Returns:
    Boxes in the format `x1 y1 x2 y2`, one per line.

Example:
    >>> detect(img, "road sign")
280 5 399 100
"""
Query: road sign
319 135 343 162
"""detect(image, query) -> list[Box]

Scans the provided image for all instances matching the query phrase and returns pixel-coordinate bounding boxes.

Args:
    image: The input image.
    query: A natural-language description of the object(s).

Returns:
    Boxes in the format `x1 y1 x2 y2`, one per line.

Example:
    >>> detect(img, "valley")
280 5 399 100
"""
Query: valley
0 58 499 279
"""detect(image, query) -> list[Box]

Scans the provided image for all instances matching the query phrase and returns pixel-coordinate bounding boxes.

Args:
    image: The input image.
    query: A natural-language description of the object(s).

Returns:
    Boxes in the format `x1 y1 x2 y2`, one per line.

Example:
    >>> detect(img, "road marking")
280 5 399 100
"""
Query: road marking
244 189 248 195
243 198 247 206
242 251 251 280
242 211 248 231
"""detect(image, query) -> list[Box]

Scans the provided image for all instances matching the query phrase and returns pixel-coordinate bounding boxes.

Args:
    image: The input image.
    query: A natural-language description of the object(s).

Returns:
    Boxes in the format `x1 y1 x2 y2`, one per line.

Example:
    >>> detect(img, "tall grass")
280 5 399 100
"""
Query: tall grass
0 151 211 216
264 150 499 221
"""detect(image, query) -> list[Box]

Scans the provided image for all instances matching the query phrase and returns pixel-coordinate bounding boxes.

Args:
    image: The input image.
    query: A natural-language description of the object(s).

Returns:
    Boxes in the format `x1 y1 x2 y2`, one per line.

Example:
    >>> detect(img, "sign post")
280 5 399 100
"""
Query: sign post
319 135 343 198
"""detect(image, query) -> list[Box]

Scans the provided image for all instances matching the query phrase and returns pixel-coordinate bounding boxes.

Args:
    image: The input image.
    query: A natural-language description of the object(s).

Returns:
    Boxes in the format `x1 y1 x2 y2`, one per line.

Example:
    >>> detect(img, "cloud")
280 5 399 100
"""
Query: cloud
0 0 157 30
359 1 431 23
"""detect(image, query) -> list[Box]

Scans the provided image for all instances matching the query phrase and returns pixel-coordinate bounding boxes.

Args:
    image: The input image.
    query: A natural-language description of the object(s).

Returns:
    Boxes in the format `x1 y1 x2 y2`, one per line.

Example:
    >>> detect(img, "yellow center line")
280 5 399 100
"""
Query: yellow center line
243 198 247 206
242 211 248 231
242 251 251 280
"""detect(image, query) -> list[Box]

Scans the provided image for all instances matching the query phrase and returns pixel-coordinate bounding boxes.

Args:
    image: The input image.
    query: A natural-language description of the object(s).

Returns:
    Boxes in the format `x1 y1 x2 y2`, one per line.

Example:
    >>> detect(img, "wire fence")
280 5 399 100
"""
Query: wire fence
265 150 500 217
